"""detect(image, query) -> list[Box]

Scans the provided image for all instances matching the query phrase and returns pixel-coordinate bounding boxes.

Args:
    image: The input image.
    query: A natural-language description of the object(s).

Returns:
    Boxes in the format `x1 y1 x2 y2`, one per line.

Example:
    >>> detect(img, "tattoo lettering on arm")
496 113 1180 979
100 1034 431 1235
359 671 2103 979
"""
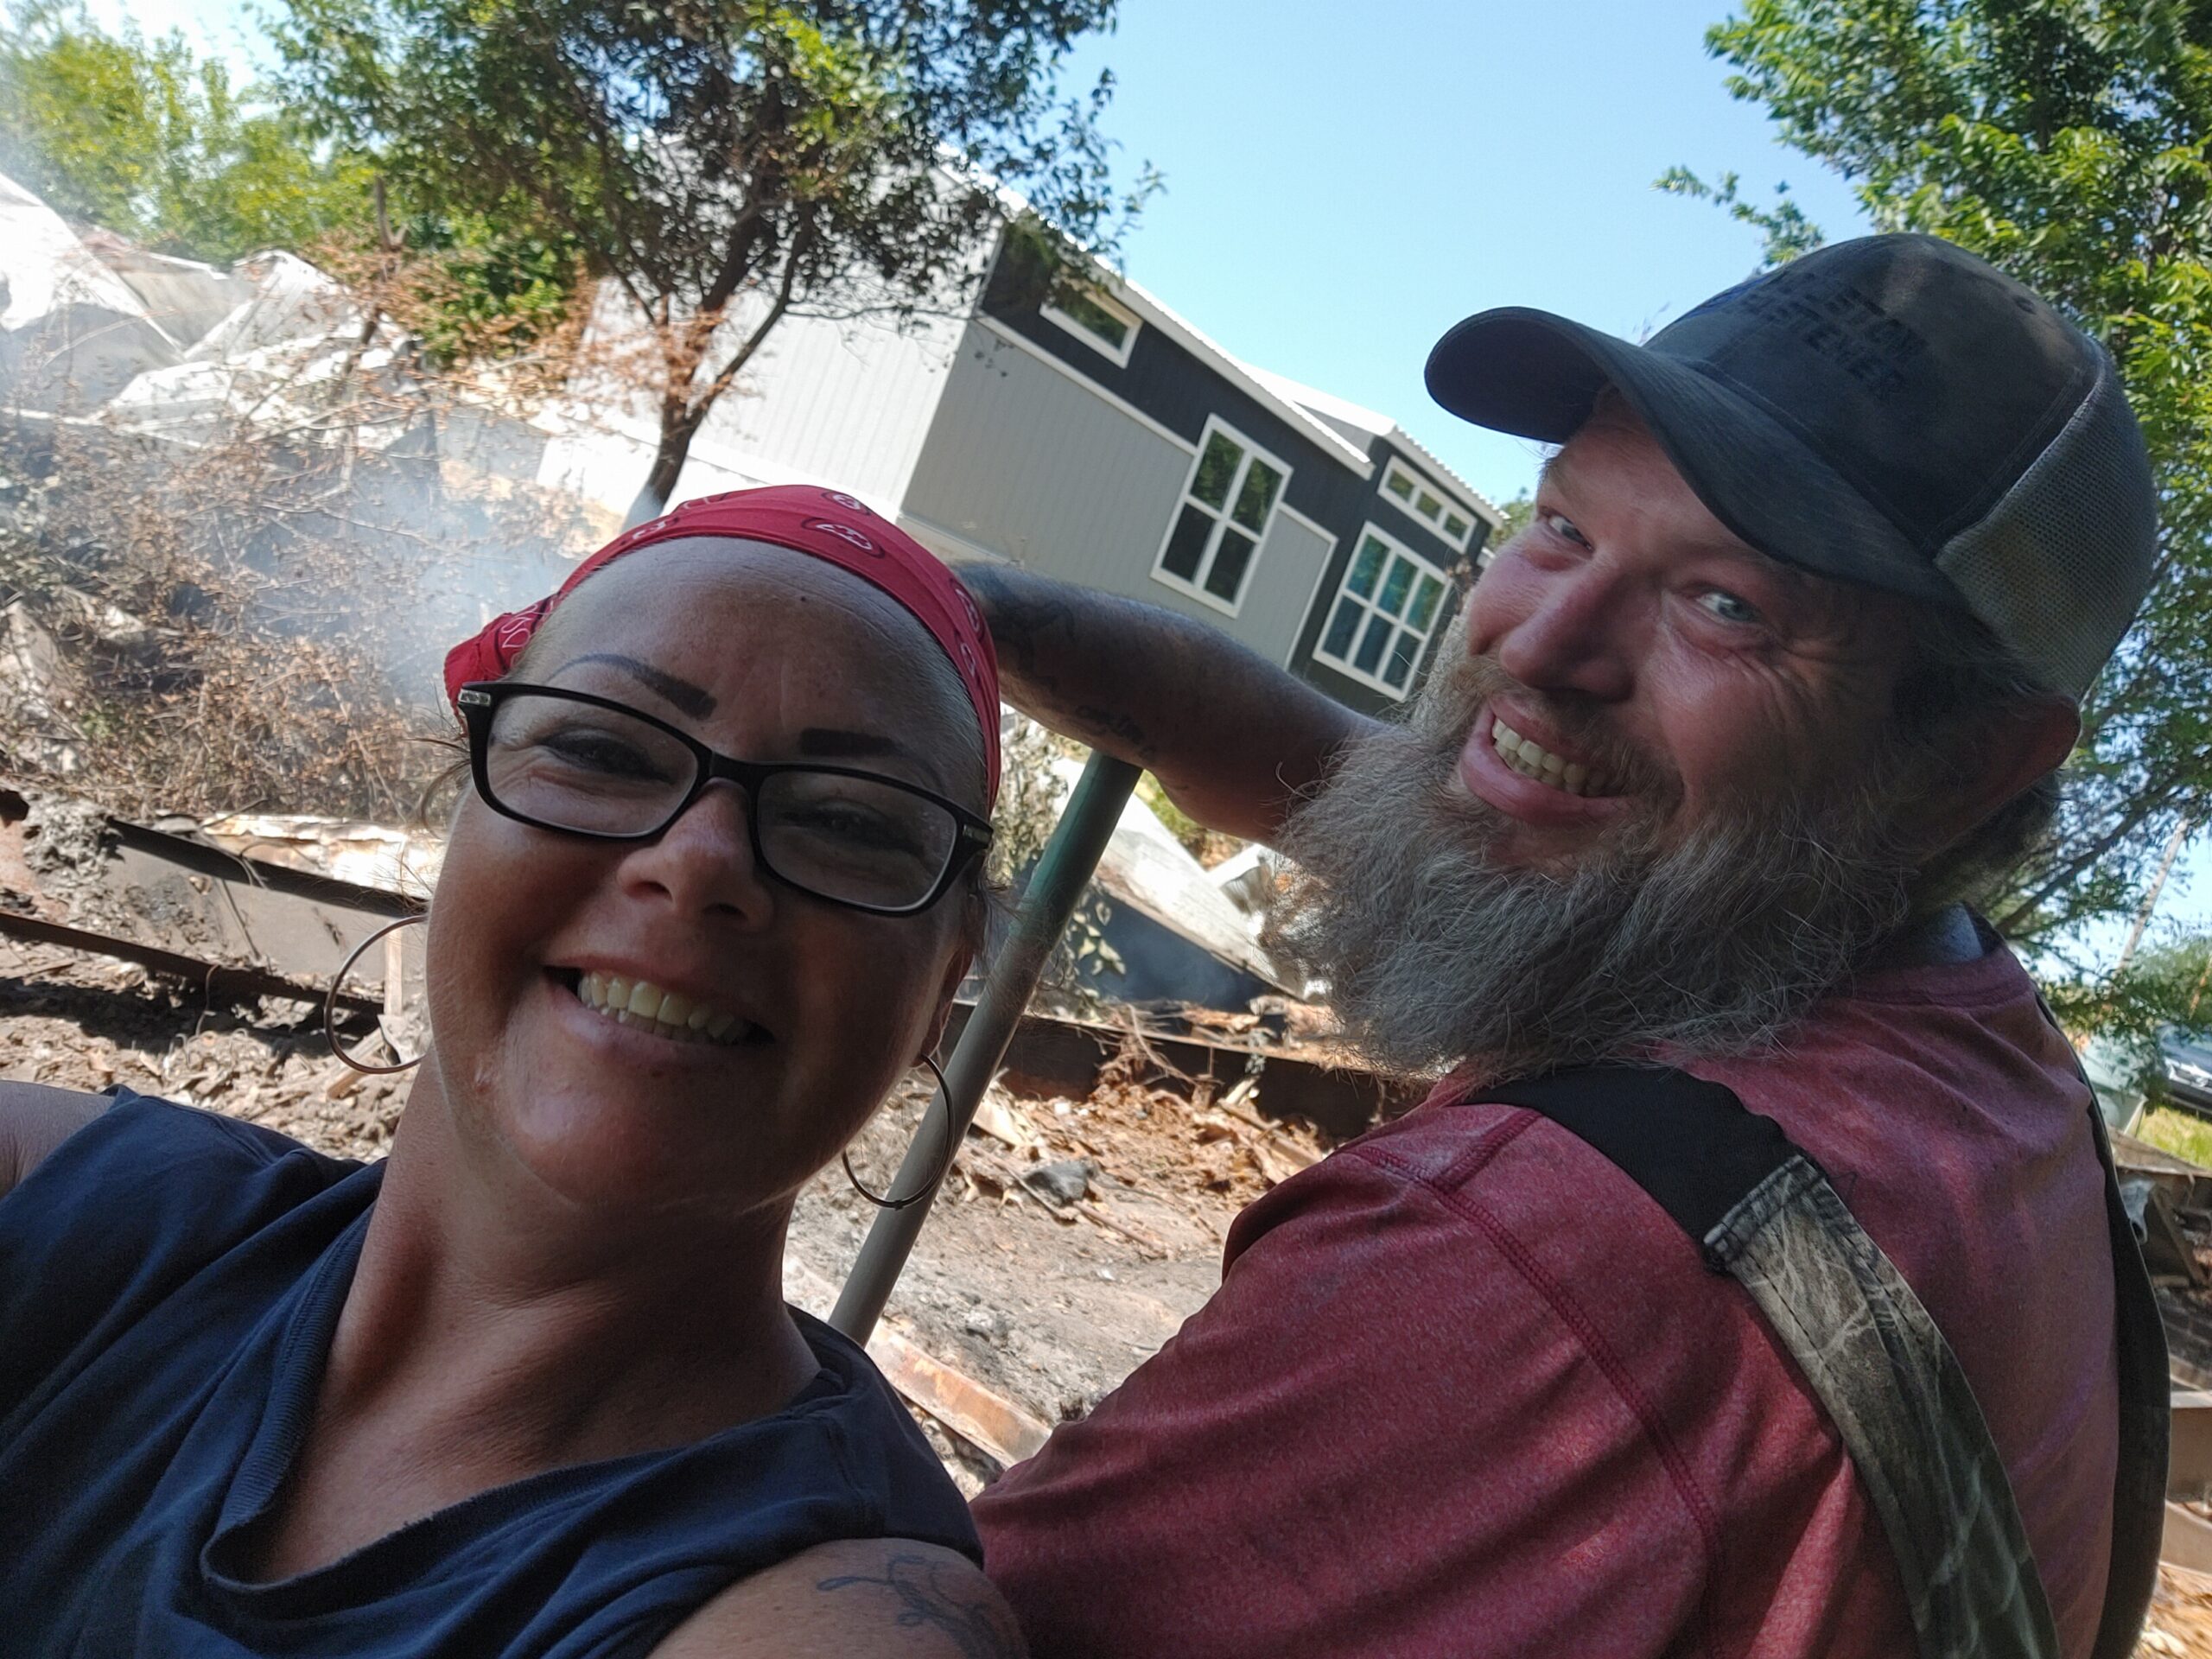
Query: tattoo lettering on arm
1069 704 1158 763
817 1554 1025 1658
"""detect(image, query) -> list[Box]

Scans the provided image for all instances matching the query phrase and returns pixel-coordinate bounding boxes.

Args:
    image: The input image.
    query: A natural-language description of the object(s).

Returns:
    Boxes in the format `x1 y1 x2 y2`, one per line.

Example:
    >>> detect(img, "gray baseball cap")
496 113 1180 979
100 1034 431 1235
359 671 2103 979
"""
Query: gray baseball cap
1424 234 2158 698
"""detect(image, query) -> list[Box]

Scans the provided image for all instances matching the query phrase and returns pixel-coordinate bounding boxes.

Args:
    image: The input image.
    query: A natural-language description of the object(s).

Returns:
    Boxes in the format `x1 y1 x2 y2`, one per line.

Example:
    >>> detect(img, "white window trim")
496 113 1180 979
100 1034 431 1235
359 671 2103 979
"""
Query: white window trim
1313 522 1453 699
1381 456 1476 551
1039 286 1142 368
1151 416 1294 616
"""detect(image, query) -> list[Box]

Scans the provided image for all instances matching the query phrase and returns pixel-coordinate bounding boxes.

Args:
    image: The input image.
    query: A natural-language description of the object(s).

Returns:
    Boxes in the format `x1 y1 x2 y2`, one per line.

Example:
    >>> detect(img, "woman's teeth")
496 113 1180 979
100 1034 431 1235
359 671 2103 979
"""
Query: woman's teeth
574 971 750 1046
1491 716 1598 796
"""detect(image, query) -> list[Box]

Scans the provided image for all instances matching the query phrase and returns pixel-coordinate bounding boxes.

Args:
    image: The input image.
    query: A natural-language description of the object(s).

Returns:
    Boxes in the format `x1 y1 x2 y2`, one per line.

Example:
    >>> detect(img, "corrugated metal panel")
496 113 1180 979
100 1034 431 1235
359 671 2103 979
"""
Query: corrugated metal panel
689 291 966 504
550 283 967 513
904 322 1328 666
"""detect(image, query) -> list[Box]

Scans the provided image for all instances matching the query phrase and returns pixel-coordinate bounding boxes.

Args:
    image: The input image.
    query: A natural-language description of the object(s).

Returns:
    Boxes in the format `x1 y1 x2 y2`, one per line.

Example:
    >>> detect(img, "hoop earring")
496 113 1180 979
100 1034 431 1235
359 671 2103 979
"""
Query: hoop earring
324 913 428 1076
842 1054 956 1211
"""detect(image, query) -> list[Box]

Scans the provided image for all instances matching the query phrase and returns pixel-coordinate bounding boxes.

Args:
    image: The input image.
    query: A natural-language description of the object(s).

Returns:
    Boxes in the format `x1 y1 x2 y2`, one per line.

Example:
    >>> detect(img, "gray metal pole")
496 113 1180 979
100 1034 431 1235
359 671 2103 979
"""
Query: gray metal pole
830 749 1141 1344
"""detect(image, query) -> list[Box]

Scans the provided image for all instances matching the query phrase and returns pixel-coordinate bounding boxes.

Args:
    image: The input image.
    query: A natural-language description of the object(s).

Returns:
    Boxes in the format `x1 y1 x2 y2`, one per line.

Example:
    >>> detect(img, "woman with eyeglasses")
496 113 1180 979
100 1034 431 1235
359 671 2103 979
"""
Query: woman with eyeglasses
0 487 1027 1657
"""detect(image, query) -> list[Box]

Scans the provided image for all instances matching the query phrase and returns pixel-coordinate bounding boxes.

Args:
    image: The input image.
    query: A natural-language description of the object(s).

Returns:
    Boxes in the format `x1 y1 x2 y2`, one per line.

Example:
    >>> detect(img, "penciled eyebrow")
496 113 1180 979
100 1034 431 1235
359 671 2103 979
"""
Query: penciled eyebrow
796 727 918 764
551 653 717 719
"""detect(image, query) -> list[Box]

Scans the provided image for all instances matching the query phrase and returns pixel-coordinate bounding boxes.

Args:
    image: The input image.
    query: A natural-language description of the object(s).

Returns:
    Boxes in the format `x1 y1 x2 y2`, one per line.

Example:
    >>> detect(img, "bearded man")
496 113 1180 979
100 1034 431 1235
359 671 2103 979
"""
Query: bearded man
962 236 2168 1659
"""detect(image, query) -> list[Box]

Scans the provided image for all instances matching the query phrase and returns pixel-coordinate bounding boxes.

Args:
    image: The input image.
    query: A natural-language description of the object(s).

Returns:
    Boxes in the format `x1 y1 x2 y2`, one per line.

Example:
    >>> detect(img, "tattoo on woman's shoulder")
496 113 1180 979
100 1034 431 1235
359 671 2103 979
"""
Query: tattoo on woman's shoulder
817 1553 1025 1657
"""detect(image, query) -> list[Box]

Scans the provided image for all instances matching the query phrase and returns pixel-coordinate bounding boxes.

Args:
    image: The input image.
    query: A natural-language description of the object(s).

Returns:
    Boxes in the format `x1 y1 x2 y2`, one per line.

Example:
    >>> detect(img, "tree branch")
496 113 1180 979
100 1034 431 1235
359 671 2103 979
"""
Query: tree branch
692 226 811 412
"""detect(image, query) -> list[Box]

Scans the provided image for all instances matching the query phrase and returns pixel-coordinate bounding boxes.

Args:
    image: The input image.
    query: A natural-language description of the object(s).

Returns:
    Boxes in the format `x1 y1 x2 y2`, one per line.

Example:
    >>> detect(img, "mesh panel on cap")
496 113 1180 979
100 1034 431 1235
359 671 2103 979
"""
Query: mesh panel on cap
1935 356 2158 699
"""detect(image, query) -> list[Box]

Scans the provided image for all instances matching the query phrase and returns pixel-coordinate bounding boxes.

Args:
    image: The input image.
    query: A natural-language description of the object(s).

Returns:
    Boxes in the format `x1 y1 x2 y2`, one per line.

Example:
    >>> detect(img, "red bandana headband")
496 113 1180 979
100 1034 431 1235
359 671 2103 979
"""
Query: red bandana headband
442 485 1001 804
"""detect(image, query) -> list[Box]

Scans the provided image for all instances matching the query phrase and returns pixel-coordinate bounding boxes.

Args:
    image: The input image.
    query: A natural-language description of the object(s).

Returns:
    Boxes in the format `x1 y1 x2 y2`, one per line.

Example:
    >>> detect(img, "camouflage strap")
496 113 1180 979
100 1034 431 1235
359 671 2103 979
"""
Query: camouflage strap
1705 1151 2060 1658
1490 1061 2161 1659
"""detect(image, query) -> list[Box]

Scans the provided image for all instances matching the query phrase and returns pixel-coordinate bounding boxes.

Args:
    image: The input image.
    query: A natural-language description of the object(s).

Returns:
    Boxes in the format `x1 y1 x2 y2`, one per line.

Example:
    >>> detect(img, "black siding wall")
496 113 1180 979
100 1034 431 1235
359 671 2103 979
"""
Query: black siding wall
982 255 1490 715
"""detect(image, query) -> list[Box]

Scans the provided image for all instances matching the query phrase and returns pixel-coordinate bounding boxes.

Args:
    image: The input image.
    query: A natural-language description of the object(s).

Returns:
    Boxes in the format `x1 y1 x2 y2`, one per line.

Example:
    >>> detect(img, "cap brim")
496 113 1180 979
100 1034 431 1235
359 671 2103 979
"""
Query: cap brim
1426 308 1963 607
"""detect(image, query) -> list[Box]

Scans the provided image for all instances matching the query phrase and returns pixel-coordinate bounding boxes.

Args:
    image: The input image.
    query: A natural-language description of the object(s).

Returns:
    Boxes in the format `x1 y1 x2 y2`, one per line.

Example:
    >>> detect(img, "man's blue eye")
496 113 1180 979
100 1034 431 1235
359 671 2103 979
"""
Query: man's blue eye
1698 590 1761 626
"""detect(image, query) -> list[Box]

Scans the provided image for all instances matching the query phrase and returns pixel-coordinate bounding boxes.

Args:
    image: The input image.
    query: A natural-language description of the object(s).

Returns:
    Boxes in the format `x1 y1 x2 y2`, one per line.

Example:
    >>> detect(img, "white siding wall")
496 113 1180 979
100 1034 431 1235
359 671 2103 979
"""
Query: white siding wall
537 282 968 518
902 322 1331 667
690 290 969 505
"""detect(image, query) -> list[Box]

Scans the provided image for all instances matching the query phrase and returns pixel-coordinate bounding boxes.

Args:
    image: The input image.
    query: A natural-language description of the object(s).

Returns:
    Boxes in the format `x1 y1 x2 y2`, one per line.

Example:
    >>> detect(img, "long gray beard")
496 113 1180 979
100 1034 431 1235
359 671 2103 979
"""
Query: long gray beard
1264 663 1918 1084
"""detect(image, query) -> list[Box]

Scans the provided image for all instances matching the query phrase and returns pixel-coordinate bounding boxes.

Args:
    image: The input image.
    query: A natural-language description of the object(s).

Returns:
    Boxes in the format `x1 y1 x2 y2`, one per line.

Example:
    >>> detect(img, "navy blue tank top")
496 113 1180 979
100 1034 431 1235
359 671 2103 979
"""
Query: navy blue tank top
0 1091 979 1657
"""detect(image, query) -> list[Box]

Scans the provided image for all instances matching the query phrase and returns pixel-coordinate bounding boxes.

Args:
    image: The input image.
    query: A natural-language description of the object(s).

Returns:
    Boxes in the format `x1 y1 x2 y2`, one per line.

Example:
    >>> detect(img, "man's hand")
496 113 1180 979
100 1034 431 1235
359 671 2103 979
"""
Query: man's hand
963 564 1381 845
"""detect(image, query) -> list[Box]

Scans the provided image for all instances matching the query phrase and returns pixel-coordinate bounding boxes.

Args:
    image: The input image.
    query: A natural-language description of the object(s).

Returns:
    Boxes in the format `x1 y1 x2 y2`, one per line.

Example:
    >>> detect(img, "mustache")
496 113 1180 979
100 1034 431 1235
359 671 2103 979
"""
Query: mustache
1263 660 1917 1084
1409 649 1676 811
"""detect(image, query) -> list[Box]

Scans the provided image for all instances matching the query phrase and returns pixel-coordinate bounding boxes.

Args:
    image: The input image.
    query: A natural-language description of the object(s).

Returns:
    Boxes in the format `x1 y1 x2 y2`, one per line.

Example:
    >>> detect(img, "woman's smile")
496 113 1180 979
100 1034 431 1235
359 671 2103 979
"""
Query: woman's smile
532 967 777 1073
560 967 771 1047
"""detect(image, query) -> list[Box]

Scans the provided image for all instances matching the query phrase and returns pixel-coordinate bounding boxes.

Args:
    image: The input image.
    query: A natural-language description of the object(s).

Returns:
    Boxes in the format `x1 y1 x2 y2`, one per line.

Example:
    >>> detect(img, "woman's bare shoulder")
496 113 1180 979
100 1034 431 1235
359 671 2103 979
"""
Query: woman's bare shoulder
0 1083 111 1200
648 1536 1025 1659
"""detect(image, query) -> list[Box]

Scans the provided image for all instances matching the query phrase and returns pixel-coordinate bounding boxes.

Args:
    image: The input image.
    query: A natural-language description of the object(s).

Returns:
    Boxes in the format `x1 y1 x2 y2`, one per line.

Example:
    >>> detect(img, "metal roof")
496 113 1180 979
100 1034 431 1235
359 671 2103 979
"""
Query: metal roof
1242 365 1505 531
1096 272 1378 474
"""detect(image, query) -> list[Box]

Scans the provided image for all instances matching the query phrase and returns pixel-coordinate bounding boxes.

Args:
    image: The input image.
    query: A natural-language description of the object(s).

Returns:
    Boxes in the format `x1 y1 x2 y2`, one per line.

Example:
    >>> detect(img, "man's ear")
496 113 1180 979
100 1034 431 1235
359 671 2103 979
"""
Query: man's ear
1917 694 2079 855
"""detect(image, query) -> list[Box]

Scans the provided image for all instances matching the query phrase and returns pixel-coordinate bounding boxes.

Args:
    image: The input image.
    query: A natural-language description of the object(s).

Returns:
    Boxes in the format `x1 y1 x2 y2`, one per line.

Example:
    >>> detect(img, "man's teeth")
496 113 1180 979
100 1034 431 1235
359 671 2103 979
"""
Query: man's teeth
1491 717 1596 796
574 971 749 1046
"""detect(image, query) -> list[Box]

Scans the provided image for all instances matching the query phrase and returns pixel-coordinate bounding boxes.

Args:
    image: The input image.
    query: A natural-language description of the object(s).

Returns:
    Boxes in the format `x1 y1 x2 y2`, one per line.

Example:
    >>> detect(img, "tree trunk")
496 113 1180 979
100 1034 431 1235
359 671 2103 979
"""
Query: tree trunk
620 249 802 529
624 410 702 529
2114 816 2194 976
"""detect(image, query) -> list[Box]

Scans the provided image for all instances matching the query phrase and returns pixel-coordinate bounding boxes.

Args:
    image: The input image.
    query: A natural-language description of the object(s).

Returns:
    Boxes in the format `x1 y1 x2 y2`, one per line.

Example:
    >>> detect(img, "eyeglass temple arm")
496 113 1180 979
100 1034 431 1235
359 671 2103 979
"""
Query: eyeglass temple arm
830 750 1140 1344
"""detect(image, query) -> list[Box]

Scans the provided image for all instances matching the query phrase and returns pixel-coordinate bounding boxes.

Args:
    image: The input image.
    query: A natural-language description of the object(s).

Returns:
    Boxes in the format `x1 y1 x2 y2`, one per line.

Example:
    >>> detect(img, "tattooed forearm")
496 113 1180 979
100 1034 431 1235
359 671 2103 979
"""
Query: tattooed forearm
958 561 1375 842
957 566 1072 698
817 1555 1026 1657
1070 704 1158 762
964 566 1204 763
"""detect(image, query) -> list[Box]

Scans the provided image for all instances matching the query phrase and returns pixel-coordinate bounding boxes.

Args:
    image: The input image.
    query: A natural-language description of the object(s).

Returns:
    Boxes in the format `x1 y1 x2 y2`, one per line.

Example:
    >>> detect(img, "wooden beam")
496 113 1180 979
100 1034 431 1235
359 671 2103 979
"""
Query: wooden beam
0 910 381 1014
786 1264 1050 1469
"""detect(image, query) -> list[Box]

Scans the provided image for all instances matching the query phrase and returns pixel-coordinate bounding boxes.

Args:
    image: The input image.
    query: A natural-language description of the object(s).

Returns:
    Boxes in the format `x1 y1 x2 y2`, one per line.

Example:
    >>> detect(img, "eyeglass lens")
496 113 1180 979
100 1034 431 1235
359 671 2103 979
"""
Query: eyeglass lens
481 692 961 910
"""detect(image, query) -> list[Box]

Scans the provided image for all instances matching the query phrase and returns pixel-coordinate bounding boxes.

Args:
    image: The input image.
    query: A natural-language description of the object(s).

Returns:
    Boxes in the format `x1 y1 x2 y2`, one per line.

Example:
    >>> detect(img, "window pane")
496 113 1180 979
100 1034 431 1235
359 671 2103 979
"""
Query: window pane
1321 595 1363 659
1444 512 1471 541
1060 291 1129 350
1416 489 1443 521
1347 535 1387 598
1376 556 1415 618
1408 573 1446 631
1385 470 1414 503
1354 613 1394 674
1192 432 1243 509
1205 529 1257 601
1230 457 1282 533
1161 503 1212 580
1384 630 1421 689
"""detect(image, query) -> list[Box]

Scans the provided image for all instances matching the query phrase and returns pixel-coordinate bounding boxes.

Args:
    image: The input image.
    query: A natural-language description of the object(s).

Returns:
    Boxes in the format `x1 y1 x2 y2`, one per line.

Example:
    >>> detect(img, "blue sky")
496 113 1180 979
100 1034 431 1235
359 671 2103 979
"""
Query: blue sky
84 0 2206 952
1054 0 1874 508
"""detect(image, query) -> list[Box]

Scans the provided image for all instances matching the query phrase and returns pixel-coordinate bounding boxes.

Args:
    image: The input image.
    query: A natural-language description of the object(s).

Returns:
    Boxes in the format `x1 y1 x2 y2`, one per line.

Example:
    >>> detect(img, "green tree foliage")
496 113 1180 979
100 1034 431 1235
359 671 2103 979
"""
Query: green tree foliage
388 212 589 365
1669 0 2212 1004
0 1 369 262
271 0 1147 526
2047 929 2212 1056
1489 489 1536 550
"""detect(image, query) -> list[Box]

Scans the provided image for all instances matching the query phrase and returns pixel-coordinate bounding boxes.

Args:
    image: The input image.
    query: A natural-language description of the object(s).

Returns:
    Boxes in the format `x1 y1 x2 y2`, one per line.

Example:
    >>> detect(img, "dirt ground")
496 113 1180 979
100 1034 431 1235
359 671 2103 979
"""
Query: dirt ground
2145 1562 2212 1656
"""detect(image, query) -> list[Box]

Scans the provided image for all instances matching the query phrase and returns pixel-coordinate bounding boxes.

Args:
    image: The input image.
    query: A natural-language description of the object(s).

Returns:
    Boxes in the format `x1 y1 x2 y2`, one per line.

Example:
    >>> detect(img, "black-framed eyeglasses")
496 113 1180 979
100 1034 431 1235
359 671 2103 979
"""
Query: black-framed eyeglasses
456 682 994 917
